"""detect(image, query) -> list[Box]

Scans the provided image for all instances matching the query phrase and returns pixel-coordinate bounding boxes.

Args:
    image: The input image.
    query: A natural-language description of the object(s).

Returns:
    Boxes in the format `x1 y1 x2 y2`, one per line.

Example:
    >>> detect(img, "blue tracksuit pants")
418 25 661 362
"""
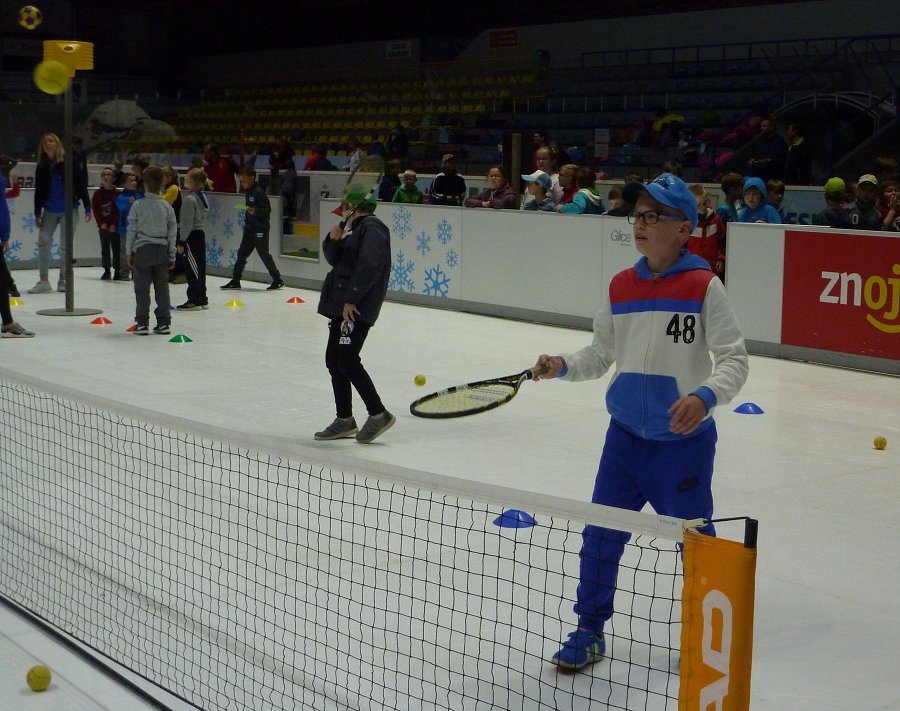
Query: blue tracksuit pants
575 419 717 632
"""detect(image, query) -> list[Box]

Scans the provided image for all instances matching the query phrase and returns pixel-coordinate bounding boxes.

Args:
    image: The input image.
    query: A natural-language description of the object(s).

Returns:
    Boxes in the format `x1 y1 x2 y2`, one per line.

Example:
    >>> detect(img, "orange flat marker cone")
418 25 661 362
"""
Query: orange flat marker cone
226 299 244 308
287 296 304 303
126 324 137 332
169 334 193 343
91 316 112 325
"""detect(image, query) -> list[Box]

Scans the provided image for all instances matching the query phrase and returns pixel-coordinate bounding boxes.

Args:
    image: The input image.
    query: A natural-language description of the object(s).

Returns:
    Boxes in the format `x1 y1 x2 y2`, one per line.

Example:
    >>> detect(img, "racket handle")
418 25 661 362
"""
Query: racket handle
528 364 550 379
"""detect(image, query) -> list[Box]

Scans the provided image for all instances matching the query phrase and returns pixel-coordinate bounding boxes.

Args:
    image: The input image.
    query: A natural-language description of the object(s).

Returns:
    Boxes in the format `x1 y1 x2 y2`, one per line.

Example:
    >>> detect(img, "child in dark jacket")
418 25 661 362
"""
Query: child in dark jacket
92 167 121 279
221 165 283 290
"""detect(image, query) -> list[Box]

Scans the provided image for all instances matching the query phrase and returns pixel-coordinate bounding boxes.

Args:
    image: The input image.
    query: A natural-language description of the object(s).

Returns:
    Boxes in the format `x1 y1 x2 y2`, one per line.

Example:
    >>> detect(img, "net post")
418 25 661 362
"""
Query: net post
743 518 759 549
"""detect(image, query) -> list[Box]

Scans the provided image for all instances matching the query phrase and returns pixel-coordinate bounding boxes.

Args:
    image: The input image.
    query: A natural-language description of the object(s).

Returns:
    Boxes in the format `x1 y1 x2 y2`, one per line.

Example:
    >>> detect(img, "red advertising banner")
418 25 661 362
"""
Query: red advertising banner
489 29 518 48
680 532 756 710
782 230 900 359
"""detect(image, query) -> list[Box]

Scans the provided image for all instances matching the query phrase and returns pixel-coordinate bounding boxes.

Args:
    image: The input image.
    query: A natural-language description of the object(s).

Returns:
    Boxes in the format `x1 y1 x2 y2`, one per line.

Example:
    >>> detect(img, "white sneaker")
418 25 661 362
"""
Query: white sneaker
1 322 35 338
27 281 52 294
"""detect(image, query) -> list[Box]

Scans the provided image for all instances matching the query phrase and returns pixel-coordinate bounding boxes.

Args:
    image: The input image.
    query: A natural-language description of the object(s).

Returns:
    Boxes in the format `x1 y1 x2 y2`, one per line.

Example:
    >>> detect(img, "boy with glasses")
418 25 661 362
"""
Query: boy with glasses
531 172 749 670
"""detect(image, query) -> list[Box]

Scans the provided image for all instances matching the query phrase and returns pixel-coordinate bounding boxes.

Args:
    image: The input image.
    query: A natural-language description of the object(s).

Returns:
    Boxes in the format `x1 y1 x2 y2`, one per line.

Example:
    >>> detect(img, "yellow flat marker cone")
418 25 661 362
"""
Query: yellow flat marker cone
226 300 244 308
91 316 112 325
9 298 23 306
287 296 305 303
169 334 193 343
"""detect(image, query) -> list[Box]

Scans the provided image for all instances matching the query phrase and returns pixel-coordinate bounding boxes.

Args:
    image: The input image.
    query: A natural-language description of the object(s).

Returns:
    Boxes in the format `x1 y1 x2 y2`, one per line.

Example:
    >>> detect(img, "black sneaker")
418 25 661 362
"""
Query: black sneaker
176 301 202 311
134 325 149 336
101 270 111 280
314 417 359 440
153 323 171 335
221 280 242 290
356 411 396 444
267 278 285 291
8 283 19 298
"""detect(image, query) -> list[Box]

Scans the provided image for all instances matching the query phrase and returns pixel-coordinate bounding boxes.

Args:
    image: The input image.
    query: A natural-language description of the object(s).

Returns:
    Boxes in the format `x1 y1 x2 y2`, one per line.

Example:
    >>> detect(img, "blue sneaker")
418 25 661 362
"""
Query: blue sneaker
551 627 605 669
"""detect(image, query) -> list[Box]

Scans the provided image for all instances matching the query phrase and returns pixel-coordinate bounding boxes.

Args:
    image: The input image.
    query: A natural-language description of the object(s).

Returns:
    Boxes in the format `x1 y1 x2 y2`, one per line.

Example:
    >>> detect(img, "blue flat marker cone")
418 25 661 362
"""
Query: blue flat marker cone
734 402 764 415
493 509 537 528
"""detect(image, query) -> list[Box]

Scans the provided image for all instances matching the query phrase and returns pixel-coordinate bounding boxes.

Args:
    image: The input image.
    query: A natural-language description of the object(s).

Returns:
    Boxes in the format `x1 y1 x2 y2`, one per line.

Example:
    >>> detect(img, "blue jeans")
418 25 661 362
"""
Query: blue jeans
575 419 717 632
37 211 65 280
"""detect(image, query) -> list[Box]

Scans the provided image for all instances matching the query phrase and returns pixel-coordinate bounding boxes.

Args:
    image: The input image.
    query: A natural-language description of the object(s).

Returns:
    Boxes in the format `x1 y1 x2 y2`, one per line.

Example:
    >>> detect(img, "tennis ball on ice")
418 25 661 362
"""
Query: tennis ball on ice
27 665 51 692
414 374 426 387
874 436 887 450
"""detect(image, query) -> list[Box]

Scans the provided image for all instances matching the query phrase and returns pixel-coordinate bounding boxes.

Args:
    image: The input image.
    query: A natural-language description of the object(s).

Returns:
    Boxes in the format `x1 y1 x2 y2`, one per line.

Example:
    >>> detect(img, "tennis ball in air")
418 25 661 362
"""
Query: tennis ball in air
33 60 70 95
26 665 51 692
414 374 426 387
874 436 887 450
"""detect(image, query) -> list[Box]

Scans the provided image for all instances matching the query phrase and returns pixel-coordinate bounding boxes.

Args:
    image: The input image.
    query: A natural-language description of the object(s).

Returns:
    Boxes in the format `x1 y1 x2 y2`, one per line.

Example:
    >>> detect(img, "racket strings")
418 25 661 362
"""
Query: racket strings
413 384 517 415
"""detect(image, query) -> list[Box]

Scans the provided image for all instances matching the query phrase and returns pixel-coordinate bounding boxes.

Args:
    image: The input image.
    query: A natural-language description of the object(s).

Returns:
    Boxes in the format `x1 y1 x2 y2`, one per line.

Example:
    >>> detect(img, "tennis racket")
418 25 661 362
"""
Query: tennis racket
335 154 386 227
409 365 548 419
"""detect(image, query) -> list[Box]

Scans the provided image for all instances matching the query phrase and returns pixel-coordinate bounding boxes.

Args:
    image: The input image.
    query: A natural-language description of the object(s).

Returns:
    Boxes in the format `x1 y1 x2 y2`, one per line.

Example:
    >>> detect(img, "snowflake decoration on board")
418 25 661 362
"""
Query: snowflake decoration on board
20 212 37 233
445 249 458 269
222 218 235 238
237 210 246 230
436 218 453 245
389 251 415 292
392 207 412 239
227 248 239 269
32 238 61 262
207 237 225 267
423 264 451 298
415 231 431 256
6 198 15 217
4 240 23 262
207 199 222 226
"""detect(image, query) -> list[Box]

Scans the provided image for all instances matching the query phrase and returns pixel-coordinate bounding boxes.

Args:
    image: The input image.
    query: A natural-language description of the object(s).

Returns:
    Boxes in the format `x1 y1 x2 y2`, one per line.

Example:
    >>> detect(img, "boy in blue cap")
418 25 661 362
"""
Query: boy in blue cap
532 172 749 670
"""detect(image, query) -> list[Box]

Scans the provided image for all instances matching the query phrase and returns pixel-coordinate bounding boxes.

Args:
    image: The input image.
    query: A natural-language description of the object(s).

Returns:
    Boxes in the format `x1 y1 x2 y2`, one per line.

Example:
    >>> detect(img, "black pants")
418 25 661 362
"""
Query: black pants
325 318 384 419
183 229 207 305
233 229 280 280
98 228 120 273
0 249 12 325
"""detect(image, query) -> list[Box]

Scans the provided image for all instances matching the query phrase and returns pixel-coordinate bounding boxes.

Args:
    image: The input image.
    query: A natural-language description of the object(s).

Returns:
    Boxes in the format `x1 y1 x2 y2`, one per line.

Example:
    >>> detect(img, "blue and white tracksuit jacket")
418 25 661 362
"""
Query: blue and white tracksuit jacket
559 250 749 631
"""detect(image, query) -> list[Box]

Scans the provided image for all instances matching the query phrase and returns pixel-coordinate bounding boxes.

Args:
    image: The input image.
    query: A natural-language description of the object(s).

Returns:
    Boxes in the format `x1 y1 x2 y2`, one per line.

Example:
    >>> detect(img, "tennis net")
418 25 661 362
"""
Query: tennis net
0 366 753 710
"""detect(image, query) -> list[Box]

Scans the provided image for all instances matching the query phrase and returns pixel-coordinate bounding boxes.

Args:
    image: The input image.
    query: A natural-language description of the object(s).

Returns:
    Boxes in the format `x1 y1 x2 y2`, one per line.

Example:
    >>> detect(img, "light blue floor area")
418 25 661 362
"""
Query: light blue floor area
0 268 898 710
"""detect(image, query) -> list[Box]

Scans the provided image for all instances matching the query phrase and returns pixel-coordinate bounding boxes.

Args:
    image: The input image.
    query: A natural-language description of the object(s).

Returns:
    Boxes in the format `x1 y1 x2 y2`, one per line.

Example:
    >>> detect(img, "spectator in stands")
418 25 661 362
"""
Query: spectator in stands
378 159 402 202
784 123 812 185
343 137 365 173
29 132 92 294
766 179 786 222
464 166 517 209
603 185 630 217
202 143 238 192
660 160 683 178
430 154 467 206
304 143 337 171
558 166 604 215
221 165 284 291
269 136 297 217
521 171 556 212
92 167 121 280
812 177 851 228
688 184 726 280
716 172 744 225
524 145 562 208
873 155 898 185
531 129 549 169
738 177 781 224
386 123 409 160
557 164 579 206
392 169 424 204
877 178 900 230
746 117 787 183
845 174 883 231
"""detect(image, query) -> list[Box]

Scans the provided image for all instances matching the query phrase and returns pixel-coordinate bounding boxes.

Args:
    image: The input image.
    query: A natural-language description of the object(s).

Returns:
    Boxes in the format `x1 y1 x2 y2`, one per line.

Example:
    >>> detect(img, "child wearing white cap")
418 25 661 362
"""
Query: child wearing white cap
521 170 555 212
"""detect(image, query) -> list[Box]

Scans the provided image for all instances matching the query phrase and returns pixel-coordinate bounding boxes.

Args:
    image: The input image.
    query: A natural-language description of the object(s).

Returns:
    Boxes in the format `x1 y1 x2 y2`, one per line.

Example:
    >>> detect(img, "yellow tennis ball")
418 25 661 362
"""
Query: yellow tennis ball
874 436 887 450
414 374 426 387
33 60 70 96
26 665 51 692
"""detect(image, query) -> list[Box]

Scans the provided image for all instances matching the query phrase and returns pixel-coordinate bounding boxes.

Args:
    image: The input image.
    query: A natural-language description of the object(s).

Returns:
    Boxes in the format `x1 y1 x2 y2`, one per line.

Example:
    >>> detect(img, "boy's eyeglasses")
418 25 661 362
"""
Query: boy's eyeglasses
627 210 685 226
